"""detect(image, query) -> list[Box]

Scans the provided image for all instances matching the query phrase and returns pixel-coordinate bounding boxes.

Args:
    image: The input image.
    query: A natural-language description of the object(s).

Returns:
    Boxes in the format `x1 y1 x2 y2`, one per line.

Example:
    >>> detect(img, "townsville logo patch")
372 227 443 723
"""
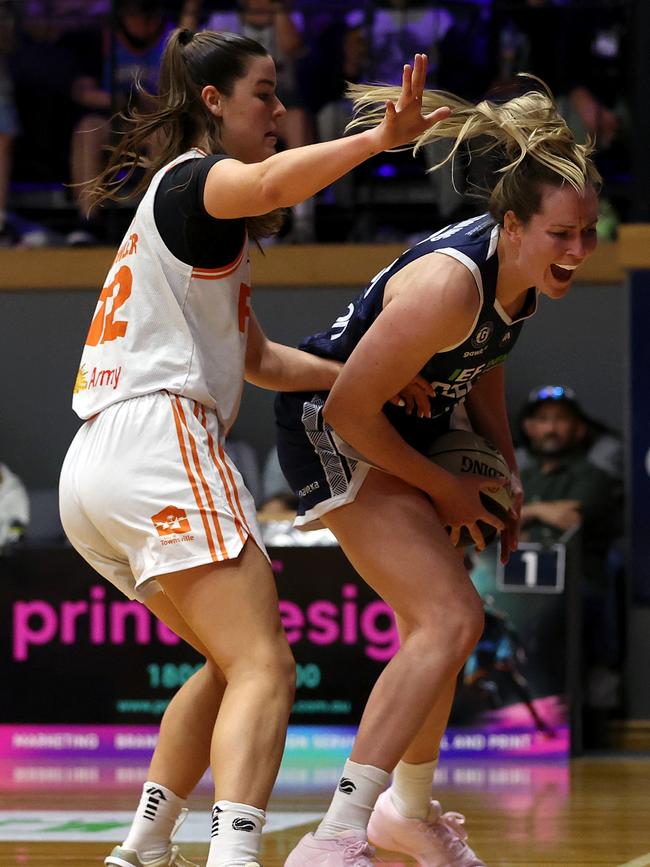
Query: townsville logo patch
151 506 191 537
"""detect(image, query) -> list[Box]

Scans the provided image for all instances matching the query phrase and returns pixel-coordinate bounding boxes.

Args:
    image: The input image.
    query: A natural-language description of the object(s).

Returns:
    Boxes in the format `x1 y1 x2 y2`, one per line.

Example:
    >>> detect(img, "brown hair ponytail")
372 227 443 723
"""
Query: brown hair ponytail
84 28 284 240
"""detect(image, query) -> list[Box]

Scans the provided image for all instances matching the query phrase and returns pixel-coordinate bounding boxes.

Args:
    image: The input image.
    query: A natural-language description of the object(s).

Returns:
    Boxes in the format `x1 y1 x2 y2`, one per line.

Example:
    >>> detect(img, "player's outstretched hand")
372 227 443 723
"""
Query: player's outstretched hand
373 54 451 151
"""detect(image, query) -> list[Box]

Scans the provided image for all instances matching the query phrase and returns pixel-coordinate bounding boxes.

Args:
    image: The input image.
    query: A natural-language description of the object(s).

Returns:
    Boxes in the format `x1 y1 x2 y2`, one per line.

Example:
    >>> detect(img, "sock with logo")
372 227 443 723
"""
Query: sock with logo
206 800 265 867
122 781 186 861
389 757 439 820
314 759 390 839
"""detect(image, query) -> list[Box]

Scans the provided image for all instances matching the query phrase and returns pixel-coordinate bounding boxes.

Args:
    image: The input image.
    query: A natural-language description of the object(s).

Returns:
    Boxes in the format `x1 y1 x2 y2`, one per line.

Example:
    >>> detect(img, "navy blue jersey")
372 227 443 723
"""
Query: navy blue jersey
296 214 537 450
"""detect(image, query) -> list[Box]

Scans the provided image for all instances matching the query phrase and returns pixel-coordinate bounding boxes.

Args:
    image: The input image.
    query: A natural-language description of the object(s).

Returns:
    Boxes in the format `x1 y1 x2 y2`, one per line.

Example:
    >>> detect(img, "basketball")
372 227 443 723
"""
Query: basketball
427 430 513 548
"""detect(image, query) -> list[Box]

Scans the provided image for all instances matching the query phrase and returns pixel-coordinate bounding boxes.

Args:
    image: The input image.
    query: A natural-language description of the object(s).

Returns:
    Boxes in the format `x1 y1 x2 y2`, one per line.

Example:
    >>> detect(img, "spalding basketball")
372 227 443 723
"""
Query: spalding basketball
427 430 513 548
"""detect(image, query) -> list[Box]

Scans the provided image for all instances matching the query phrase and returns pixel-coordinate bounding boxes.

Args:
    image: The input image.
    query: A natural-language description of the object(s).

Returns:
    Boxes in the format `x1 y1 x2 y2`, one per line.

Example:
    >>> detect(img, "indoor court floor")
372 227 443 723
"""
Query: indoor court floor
1 755 649 866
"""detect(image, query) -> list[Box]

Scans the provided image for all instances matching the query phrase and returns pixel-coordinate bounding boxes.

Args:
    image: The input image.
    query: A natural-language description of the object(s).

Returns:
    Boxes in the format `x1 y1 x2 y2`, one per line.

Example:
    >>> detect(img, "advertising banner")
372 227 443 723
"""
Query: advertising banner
1 541 572 760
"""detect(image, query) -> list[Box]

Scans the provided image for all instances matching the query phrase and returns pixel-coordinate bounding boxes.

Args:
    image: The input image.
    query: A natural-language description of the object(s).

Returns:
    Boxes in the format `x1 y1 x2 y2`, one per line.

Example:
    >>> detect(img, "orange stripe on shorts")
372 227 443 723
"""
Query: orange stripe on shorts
169 395 218 562
199 405 249 545
174 397 229 560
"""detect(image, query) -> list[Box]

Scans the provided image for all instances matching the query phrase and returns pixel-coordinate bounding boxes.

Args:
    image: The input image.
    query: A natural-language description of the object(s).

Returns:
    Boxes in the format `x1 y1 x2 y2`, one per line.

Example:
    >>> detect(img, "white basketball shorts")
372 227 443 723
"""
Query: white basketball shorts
59 391 266 602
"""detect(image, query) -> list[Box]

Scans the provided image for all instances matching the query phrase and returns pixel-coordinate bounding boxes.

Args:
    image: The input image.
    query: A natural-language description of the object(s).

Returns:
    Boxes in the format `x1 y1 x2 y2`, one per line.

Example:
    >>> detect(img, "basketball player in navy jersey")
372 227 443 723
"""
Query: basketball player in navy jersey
277 80 601 867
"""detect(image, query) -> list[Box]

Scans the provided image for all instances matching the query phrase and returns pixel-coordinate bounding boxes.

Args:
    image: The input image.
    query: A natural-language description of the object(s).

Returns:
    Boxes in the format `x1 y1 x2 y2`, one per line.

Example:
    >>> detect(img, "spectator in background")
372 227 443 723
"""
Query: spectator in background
184 0 315 240
64 0 172 243
516 384 623 736
0 461 29 550
516 384 623 481
363 0 453 88
490 0 630 232
0 0 19 245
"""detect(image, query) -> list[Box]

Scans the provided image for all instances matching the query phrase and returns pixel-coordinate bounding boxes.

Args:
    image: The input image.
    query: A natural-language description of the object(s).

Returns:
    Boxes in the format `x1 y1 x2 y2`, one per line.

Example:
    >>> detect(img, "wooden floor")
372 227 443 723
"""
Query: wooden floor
1 756 649 866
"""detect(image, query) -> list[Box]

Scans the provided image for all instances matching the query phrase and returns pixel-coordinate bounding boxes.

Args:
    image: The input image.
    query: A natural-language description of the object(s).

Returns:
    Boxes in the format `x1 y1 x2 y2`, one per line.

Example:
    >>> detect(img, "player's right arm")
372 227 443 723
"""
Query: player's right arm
322 253 506 548
202 55 450 218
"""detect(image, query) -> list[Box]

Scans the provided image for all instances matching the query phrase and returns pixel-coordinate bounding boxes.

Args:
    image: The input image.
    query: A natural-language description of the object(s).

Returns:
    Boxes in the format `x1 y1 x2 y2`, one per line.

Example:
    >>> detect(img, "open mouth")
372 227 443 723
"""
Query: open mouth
550 263 578 282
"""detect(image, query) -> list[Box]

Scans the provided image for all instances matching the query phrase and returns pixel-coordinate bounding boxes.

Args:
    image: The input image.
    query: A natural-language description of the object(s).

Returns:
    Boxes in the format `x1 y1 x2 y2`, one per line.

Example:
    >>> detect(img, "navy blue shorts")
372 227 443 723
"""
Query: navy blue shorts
274 390 451 530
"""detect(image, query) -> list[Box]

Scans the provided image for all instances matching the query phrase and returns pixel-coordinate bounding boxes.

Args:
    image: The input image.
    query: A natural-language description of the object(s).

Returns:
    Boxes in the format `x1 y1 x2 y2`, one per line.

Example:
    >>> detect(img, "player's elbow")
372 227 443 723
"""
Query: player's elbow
321 396 338 426
322 394 347 431
323 396 366 444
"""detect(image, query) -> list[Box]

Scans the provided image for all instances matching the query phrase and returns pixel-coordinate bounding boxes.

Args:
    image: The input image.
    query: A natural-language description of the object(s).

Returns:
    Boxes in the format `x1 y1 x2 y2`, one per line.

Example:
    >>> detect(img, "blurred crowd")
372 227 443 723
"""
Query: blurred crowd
0 0 632 246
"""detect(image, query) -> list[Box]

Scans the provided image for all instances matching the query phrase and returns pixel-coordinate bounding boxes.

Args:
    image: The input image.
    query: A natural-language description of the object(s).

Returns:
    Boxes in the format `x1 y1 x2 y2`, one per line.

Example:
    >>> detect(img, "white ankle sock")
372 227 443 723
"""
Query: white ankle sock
315 759 390 839
206 800 265 867
122 781 186 861
390 758 439 820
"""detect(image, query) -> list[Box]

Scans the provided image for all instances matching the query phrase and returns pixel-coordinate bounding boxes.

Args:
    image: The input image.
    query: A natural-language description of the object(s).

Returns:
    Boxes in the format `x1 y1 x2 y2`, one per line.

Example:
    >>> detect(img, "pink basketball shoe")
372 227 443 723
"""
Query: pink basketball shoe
284 829 375 867
367 791 485 867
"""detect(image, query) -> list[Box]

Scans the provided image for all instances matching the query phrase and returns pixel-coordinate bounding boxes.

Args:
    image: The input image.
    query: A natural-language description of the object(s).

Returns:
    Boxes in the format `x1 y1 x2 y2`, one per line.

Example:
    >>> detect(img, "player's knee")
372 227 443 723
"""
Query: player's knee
430 596 485 663
246 639 296 701
254 642 296 709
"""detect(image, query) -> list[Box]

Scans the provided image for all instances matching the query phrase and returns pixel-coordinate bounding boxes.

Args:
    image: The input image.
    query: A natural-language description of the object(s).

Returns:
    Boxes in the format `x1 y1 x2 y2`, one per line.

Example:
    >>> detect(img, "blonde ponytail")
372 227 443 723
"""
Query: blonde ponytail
346 74 601 223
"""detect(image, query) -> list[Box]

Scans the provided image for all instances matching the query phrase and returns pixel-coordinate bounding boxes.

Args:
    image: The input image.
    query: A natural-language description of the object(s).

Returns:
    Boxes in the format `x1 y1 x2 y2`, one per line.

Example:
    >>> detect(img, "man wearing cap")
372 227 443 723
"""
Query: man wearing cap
517 385 621 553
517 385 622 735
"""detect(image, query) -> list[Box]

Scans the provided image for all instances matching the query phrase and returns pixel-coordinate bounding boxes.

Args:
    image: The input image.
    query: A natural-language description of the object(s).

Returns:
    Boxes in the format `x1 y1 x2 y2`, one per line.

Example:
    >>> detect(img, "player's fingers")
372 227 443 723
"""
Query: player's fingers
403 393 416 414
423 105 452 127
411 53 427 100
412 373 434 395
500 532 511 565
448 526 461 548
414 390 431 418
469 523 486 552
398 63 413 107
479 510 506 533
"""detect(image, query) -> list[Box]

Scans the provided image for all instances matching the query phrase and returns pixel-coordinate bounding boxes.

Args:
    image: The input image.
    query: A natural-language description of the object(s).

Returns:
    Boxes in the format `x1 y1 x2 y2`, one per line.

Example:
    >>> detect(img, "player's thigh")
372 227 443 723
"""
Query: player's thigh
155 539 293 676
322 468 482 628
144 590 210 659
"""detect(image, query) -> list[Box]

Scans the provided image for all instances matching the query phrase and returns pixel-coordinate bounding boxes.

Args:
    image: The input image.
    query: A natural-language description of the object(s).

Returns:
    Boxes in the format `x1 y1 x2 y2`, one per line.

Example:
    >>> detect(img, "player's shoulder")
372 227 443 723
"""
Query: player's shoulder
420 214 498 257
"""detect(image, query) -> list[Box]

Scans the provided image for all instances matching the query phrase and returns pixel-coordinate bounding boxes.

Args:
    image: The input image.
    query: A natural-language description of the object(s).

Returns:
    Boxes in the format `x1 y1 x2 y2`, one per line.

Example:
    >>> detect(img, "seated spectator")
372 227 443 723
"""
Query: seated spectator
489 0 630 231
0 461 29 550
64 0 172 243
516 384 623 480
516 384 623 736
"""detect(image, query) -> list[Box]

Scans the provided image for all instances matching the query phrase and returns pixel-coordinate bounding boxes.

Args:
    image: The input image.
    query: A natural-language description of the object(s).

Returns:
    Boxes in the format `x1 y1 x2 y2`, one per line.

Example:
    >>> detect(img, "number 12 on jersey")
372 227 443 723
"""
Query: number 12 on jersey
86 265 133 347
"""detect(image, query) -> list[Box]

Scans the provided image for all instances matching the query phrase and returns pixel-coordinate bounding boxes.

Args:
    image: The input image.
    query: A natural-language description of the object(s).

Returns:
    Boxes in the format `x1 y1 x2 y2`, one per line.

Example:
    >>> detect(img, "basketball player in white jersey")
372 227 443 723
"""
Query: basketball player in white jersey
276 81 601 867
58 31 450 867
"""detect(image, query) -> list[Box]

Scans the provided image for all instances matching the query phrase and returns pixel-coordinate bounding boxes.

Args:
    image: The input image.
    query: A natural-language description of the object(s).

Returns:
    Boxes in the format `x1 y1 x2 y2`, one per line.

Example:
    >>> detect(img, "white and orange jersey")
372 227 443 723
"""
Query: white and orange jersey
72 149 252 432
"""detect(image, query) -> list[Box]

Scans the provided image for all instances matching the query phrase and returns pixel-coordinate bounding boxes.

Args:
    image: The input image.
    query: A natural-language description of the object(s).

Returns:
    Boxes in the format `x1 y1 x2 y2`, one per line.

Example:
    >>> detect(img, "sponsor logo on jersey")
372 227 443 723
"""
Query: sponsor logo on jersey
499 330 513 346
471 321 494 348
73 364 89 394
151 506 193 541
338 777 357 794
76 365 123 392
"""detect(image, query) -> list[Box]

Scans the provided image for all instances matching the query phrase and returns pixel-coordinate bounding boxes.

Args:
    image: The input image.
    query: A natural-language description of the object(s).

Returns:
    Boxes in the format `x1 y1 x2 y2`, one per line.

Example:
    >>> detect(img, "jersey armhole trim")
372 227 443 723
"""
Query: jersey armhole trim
191 240 248 280
434 248 484 352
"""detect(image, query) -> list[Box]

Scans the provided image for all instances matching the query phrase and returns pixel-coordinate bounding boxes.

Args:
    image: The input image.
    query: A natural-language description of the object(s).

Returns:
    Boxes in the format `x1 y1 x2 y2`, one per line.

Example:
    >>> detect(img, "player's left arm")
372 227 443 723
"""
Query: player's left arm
244 310 341 391
464 364 522 563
